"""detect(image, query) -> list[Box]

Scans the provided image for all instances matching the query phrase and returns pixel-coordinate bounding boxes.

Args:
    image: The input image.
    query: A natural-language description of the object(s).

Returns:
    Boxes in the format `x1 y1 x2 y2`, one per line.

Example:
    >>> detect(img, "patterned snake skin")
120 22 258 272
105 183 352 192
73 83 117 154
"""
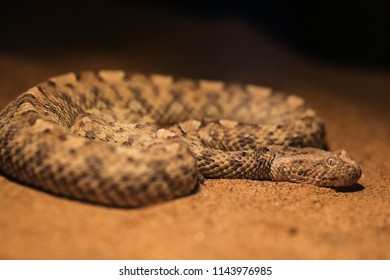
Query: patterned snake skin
0 71 362 207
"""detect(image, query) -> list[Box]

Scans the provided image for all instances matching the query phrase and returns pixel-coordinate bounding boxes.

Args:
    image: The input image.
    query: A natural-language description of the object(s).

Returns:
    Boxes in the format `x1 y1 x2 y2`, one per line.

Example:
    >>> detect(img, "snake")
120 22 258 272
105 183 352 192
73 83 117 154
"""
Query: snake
0 70 362 207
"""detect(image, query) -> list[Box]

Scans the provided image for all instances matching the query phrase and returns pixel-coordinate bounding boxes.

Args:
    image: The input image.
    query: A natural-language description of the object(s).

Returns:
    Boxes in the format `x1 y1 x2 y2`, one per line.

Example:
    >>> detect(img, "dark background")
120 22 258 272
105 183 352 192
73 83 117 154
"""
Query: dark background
1 0 389 68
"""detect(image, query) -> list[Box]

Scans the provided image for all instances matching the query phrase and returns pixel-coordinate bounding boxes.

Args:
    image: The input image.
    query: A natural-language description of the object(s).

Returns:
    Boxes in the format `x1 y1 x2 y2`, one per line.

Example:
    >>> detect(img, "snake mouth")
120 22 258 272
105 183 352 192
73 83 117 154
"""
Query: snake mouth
344 162 362 186
323 167 362 187
346 168 362 186
310 160 362 187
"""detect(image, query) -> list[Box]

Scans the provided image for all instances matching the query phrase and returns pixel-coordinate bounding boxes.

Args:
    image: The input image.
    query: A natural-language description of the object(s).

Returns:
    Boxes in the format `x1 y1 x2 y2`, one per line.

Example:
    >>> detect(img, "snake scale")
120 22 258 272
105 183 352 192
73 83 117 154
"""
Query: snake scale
0 71 362 207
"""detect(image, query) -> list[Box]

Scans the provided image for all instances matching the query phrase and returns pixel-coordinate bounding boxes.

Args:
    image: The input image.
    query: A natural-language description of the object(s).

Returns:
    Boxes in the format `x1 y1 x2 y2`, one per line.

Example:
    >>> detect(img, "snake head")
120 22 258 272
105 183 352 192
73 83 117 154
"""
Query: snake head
271 147 362 187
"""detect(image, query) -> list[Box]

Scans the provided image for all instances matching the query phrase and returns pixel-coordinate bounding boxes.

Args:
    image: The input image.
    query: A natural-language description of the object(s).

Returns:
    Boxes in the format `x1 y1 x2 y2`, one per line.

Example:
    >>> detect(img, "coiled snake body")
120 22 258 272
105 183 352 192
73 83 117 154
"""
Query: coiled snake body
0 71 362 207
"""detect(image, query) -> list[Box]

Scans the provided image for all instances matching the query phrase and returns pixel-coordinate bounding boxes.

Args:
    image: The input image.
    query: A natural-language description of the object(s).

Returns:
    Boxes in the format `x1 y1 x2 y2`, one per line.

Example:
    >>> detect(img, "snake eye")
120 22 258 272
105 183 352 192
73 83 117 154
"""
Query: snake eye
326 157 337 166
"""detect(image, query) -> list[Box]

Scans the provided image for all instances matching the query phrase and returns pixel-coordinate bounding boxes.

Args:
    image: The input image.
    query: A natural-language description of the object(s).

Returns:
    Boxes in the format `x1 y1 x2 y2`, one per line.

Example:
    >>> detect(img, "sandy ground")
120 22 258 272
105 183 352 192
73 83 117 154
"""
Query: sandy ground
0 4 389 259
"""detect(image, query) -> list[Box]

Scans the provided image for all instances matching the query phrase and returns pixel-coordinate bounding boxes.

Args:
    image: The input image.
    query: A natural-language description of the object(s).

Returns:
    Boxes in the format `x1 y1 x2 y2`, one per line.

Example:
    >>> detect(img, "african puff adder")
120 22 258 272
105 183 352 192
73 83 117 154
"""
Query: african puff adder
0 71 362 207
